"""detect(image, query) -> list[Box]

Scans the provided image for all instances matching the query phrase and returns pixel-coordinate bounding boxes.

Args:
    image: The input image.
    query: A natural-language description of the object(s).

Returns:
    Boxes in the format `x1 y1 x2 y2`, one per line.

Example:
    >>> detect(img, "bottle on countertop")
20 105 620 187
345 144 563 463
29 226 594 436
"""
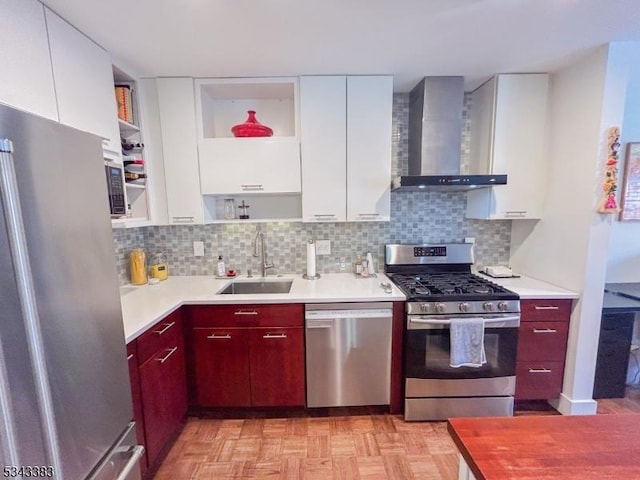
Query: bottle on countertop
355 254 363 275
361 258 369 277
217 255 226 277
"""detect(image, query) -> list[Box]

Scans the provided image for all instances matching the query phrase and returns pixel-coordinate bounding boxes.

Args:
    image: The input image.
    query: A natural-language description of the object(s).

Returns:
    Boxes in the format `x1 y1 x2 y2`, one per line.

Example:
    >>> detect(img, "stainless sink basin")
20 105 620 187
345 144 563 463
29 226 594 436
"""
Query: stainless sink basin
218 279 293 295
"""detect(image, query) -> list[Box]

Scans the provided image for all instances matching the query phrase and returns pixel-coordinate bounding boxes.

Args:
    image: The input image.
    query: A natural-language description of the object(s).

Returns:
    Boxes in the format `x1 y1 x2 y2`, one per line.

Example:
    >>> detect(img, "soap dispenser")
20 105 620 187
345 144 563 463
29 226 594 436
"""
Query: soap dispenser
217 255 226 277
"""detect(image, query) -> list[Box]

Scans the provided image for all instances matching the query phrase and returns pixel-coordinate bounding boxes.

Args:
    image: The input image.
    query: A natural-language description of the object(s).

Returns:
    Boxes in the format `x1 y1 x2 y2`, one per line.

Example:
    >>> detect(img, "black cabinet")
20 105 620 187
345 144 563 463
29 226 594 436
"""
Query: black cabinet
593 312 634 399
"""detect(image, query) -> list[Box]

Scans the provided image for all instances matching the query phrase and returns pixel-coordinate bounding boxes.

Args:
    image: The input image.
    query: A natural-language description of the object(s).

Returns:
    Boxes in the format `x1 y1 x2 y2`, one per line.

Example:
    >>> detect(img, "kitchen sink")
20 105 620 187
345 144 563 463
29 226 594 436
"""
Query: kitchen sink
218 279 293 295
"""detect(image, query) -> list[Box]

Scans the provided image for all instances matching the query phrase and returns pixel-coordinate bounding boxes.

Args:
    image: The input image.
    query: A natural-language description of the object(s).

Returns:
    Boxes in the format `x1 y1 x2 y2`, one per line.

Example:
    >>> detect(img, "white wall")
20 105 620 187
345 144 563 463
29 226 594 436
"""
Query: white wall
606 46 640 282
510 43 633 414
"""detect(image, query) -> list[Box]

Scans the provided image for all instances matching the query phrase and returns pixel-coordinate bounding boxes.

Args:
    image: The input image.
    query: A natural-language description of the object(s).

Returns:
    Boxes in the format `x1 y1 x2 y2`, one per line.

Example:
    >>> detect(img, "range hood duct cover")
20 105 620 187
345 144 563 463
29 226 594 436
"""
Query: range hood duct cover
393 76 507 192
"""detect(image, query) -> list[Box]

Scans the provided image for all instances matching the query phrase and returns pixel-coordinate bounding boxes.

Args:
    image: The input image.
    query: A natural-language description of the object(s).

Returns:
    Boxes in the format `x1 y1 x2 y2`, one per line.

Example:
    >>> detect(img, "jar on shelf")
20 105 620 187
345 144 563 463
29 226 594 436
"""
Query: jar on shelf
223 198 236 220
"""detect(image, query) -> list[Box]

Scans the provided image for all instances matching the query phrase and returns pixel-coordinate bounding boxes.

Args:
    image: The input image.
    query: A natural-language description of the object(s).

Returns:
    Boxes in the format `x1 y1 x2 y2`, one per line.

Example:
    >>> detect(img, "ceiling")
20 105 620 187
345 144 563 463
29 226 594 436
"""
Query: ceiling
41 0 640 92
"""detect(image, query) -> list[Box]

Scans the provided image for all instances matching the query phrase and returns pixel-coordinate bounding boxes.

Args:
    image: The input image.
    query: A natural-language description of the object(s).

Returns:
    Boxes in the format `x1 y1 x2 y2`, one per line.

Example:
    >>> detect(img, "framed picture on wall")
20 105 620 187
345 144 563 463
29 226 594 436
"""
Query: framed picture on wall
620 142 640 221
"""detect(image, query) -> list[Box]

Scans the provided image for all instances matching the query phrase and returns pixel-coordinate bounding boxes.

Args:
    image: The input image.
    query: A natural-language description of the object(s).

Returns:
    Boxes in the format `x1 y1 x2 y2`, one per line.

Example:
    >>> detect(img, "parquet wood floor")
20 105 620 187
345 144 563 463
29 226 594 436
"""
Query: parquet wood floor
152 386 640 479
153 414 458 479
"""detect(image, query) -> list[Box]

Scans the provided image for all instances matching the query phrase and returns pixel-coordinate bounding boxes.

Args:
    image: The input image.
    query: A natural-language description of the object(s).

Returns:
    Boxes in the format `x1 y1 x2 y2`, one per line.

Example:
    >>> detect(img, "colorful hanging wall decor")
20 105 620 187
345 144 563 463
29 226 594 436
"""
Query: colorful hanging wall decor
597 126 622 214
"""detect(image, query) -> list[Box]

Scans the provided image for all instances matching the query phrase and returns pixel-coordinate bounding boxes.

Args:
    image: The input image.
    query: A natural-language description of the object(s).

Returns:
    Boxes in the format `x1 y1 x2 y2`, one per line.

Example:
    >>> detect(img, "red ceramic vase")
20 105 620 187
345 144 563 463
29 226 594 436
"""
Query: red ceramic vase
231 110 273 137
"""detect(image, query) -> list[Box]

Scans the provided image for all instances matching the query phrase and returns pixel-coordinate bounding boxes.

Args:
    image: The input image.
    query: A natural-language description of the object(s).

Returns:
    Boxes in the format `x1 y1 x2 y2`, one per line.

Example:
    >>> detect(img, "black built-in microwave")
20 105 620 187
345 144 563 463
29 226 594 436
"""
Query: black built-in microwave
105 162 126 217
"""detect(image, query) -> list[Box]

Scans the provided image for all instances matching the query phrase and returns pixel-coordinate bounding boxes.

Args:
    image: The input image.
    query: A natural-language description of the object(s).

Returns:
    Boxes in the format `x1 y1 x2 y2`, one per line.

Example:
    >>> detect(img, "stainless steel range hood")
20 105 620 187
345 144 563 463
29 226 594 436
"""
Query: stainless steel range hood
392 76 507 192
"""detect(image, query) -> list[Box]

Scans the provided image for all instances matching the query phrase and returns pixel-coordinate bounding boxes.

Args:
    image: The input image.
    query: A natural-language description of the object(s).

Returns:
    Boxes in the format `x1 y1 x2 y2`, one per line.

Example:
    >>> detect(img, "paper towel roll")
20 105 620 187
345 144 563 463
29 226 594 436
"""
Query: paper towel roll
366 252 375 274
306 240 316 278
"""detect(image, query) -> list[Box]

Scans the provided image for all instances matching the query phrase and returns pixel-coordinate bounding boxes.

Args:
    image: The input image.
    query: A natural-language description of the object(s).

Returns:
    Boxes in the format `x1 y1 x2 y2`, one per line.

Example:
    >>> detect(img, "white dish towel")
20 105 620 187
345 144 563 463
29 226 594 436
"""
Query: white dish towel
449 317 487 368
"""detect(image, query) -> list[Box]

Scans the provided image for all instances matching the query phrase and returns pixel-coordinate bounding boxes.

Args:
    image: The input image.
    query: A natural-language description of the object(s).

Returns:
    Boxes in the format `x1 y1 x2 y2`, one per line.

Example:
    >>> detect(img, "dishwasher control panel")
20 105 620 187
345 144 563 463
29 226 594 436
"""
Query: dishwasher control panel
305 308 393 320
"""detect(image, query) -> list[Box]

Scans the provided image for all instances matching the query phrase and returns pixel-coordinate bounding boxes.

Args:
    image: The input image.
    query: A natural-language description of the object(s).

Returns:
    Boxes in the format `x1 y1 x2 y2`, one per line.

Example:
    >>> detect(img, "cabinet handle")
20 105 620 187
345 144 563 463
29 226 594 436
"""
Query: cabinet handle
127 354 134 361
505 211 527 217
313 214 337 219
153 321 176 335
263 333 287 339
155 347 178 364
533 306 560 310
528 368 552 374
533 328 557 333
207 333 231 339
357 213 380 218
241 184 264 191
234 310 259 316
172 216 195 224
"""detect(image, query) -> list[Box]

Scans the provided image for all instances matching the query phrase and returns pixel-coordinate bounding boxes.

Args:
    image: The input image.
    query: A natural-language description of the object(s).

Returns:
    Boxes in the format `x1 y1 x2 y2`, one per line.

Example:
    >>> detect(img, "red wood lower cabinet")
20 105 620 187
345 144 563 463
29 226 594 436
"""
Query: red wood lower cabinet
249 327 305 406
515 299 572 400
191 328 251 407
186 304 306 408
138 311 188 467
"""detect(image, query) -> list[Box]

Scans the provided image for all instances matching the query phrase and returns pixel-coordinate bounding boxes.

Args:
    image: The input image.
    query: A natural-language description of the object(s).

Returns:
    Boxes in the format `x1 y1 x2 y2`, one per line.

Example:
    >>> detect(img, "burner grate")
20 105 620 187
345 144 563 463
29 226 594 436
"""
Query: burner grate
390 272 516 300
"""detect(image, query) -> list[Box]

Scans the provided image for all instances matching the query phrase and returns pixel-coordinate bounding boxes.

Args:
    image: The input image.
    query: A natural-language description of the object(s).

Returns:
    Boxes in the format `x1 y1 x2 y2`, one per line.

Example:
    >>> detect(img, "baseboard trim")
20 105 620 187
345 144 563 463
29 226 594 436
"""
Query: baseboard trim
549 393 598 415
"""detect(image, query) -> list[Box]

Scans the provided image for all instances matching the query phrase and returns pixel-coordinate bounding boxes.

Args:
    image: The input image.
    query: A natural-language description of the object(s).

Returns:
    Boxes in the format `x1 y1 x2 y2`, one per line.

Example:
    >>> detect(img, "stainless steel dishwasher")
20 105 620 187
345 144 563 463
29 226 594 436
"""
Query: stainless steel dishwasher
305 302 393 408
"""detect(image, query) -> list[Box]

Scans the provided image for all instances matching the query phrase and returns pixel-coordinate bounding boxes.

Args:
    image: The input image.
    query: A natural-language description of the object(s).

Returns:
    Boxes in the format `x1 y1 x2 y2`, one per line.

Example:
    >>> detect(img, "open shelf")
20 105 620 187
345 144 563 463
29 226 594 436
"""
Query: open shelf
202 193 302 223
118 118 140 134
112 64 151 225
195 77 298 140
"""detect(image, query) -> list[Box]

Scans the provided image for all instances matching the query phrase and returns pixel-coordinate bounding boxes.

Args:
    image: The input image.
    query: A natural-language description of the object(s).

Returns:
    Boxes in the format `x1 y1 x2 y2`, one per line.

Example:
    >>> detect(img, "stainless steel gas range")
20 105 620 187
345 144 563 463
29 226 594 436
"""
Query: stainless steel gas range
385 244 520 421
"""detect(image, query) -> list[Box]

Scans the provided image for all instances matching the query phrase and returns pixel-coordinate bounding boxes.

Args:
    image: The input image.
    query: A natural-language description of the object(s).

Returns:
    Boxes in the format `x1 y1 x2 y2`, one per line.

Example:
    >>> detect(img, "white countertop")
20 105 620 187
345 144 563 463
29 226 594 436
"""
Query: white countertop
120 271 579 343
119 273 405 343
478 272 579 300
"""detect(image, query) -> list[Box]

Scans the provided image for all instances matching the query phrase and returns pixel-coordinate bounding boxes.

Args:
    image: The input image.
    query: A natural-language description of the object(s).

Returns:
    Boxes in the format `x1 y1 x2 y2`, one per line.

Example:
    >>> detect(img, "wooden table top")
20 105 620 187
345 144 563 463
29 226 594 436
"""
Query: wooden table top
447 414 640 479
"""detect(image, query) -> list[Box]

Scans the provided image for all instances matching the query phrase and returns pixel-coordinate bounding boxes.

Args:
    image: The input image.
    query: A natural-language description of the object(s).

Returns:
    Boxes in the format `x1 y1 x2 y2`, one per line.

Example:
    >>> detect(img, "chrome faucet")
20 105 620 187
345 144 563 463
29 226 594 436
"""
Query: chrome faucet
253 230 274 277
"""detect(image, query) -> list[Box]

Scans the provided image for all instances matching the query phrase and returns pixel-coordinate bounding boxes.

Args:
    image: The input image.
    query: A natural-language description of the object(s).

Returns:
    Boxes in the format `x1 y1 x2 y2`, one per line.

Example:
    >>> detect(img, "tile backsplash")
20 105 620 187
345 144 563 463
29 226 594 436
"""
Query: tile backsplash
113 93 511 284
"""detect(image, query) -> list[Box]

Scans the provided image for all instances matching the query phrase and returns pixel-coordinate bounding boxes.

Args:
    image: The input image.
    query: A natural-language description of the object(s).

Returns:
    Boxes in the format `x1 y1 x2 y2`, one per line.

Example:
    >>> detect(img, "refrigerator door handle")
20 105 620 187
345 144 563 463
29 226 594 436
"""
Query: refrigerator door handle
0 139 63 475
114 445 145 480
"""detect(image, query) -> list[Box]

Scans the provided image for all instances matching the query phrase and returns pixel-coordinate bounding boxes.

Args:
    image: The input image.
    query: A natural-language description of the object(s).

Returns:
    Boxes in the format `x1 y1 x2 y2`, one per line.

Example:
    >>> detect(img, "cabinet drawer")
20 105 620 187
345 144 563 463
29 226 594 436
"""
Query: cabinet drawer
137 310 183 365
515 361 564 400
517 321 569 362
187 304 303 328
521 299 571 322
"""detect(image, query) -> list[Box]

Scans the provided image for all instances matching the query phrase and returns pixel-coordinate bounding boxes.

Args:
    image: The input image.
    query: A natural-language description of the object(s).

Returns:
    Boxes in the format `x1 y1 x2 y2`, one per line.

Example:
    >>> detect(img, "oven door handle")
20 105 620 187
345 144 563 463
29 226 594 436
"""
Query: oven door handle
409 315 521 326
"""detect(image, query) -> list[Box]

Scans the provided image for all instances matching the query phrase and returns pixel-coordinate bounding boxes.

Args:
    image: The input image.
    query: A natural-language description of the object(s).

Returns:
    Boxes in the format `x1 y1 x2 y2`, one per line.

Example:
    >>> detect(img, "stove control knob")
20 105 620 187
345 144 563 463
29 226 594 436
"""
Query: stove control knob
498 301 509 312
420 303 431 313
435 303 446 314
483 302 494 312
459 302 469 313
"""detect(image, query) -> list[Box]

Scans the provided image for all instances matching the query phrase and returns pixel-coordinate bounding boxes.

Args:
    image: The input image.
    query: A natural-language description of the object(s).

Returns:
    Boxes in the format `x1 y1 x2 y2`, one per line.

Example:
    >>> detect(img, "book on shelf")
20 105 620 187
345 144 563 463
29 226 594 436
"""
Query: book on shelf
115 85 133 124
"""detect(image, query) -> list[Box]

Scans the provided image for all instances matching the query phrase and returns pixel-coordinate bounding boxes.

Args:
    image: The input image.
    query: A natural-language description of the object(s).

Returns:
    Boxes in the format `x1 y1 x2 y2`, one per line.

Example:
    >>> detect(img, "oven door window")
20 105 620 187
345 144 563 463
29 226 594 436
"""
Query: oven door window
405 327 518 379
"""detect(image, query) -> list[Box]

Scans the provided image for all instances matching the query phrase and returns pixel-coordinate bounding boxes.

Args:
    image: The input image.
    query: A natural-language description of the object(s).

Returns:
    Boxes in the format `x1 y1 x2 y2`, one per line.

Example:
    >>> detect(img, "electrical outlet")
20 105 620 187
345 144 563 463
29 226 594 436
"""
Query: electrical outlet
193 241 204 257
316 239 331 255
464 237 476 244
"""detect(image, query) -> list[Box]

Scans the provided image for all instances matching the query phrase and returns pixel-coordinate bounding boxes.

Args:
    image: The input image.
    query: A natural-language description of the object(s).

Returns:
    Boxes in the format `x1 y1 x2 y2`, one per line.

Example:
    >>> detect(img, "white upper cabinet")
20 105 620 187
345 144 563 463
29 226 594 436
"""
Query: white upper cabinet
0 0 57 121
195 78 301 195
466 74 549 220
346 76 393 222
45 8 121 157
299 76 347 222
156 78 204 224
198 138 301 195
299 75 393 223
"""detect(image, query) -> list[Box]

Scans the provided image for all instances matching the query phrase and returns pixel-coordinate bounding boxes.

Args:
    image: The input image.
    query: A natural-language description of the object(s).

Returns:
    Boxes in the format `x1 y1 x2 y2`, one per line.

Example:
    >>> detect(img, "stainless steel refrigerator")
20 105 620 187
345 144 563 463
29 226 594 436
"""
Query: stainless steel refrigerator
0 104 143 479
